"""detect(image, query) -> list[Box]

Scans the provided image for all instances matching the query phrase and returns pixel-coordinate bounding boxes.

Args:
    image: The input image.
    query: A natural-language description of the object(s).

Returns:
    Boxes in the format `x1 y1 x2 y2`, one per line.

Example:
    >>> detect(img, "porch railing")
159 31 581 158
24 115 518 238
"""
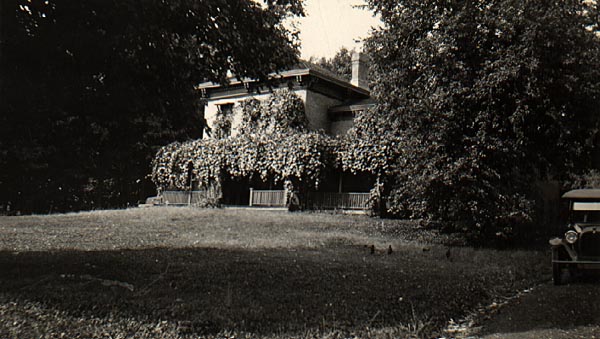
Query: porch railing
248 189 370 210
306 192 370 210
161 190 209 205
249 189 286 207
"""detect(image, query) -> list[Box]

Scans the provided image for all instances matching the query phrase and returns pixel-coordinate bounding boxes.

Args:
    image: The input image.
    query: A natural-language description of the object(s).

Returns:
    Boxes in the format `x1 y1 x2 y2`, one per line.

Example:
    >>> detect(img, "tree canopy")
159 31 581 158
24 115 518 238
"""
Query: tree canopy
360 0 600 238
0 0 303 213
310 47 353 81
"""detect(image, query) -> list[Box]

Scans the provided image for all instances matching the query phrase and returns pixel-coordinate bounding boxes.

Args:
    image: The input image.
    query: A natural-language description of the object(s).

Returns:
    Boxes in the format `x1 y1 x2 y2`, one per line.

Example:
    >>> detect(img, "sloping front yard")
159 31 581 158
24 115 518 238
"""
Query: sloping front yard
0 208 547 338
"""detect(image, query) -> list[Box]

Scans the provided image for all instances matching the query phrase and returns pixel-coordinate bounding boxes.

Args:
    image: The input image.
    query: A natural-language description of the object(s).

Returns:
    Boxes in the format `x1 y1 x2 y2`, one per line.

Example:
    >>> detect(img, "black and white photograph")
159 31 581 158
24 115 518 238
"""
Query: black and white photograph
1 0 600 338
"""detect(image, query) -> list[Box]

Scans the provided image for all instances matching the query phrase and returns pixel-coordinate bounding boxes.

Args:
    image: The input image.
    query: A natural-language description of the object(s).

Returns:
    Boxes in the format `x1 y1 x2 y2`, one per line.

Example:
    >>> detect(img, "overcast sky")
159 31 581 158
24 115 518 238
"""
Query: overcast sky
293 0 381 59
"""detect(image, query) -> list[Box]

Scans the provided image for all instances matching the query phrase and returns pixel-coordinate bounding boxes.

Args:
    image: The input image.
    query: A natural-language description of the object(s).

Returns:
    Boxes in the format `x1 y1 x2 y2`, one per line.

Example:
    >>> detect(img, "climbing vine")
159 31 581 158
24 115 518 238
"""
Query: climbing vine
237 98 262 134
212 105 234 139
338 107 403 178
150 89 340 205
151 132 339 192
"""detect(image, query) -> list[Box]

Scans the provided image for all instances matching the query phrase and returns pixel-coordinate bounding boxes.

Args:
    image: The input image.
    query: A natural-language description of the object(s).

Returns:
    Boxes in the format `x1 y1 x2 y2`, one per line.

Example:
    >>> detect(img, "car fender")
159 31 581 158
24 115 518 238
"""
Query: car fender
550 239 578 261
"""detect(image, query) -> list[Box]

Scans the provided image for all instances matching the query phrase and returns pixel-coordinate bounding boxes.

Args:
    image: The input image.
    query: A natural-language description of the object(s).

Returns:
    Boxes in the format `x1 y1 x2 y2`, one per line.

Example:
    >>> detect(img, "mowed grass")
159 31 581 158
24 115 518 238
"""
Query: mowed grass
0 207 548 338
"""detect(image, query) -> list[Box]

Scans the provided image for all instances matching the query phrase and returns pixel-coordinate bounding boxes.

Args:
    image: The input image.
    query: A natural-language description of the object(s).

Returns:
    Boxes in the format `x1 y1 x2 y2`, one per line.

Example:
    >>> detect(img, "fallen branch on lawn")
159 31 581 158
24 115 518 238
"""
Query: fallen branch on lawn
134 263 171 296
80 274 135 292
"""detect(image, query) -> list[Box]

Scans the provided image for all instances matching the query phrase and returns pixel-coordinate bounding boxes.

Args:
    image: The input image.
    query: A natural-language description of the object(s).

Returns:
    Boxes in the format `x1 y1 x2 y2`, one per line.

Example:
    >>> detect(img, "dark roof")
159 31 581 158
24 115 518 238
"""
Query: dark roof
293 60 350 84
196 61 369 98
562 189 600 199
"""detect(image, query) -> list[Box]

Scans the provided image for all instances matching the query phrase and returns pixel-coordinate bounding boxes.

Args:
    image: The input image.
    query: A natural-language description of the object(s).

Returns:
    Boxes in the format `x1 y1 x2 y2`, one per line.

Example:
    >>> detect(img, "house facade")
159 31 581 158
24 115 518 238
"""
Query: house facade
197 52 374 138
184 52 376 209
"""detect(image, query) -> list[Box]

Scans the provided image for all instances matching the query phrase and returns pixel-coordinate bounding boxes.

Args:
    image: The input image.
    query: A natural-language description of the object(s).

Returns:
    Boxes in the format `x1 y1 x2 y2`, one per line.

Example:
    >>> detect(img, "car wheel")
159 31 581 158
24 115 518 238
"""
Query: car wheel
553 262 564 285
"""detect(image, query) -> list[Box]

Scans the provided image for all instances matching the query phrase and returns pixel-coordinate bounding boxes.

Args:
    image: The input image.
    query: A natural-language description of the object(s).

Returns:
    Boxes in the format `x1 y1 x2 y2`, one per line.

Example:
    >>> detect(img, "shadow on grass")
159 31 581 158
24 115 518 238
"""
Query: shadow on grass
0 246 540 338
478 276 600 338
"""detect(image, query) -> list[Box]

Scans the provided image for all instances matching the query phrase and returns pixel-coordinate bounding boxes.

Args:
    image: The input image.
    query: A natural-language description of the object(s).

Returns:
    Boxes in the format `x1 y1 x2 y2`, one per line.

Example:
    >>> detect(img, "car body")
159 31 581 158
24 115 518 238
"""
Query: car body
550 189 600 285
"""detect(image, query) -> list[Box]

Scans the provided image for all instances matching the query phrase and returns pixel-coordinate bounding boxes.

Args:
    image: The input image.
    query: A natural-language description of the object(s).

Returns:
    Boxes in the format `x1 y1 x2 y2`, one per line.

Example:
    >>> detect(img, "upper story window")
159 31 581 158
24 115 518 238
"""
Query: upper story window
213 103 234 139
218 103 234 116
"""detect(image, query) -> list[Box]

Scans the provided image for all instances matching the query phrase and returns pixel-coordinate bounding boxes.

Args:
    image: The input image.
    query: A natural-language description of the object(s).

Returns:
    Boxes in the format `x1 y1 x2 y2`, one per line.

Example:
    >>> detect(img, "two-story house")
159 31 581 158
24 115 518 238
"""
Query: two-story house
197 52 373 137
179 52 375 209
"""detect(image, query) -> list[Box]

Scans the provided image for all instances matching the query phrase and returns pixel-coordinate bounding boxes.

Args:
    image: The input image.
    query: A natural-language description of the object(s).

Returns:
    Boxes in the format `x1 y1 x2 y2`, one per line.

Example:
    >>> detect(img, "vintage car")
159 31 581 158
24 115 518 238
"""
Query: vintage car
550 189 600 285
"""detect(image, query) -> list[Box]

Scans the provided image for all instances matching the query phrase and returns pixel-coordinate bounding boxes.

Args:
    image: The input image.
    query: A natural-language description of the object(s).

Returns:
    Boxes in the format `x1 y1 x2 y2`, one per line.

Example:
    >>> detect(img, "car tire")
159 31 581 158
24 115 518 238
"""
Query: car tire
553 262 564 285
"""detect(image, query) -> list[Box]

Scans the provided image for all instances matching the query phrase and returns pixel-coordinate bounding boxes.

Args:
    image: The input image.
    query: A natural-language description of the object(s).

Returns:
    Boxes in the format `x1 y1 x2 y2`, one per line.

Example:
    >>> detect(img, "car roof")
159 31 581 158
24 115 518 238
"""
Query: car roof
562 189 600 199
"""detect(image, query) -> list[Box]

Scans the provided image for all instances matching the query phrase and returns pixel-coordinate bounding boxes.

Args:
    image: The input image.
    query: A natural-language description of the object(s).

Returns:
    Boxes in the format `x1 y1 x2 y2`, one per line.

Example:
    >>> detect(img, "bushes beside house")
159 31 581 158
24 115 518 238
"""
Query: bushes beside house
356 0 600 242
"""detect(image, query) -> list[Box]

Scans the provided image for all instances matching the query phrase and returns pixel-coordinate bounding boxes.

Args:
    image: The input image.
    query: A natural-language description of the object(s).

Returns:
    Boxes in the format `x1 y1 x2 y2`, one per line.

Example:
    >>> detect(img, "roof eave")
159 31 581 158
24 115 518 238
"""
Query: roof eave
196 68 370 97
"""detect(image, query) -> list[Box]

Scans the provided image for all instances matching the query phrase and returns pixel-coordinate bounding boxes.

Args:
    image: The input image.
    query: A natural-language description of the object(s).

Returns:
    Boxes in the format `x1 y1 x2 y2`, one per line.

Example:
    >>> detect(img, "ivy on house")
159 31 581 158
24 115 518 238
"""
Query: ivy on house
212 104 234 139
150 89 340 208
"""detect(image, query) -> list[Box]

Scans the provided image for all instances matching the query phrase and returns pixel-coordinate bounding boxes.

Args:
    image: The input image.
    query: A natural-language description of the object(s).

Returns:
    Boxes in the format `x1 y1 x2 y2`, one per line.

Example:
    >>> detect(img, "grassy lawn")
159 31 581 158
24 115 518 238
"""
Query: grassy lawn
0 207 547 338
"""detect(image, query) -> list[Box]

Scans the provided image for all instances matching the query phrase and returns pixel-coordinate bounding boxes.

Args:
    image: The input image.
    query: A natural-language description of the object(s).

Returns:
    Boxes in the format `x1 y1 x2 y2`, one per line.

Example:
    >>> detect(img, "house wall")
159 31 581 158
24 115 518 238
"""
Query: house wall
204 89 345 137
204 90 313 137
204 92 277 138
330 117 354 136
303 91 343 133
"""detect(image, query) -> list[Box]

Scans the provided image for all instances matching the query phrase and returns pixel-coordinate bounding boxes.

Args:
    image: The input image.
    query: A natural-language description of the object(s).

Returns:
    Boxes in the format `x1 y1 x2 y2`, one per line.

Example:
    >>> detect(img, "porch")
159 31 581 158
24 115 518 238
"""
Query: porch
148 190 370 210
249 189 370 210
146 190 212 205
149 172 373 211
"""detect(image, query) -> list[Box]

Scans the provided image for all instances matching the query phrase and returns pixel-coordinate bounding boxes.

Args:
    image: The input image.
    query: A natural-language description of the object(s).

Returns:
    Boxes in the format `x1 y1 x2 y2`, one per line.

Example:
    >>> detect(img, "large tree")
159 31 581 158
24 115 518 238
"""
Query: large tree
359 0 600 238
0 0 303 213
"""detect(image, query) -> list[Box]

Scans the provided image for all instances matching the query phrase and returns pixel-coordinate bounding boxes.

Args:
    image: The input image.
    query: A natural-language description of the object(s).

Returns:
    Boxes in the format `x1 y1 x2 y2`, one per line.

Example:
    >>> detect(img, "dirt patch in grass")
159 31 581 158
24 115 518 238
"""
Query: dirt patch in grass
0 207 547 338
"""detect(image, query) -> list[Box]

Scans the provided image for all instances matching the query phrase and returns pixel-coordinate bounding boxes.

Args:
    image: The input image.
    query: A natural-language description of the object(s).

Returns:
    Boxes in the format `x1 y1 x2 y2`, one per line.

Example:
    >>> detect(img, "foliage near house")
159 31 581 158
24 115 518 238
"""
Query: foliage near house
336 107 402 214
0 0 303 213
243 89 309 135
310 47 353 81
360 0 600 239
151 133 338 192
151 90 340 206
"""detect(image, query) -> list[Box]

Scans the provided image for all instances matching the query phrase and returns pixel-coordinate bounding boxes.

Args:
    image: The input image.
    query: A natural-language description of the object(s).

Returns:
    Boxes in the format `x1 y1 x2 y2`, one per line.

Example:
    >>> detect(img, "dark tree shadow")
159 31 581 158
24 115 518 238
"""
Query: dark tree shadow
478 277 600 337
0 246 486 337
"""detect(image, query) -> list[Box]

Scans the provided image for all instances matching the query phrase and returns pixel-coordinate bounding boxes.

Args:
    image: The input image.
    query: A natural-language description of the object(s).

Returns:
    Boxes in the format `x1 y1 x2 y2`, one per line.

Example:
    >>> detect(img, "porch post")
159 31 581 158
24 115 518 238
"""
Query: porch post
249 188 254 206
187 161 194 206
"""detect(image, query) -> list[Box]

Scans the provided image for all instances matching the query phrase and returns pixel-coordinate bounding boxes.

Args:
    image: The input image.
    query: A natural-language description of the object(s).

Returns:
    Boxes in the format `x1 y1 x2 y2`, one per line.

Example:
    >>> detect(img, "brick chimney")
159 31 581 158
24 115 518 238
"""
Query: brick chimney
351 51 369 90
